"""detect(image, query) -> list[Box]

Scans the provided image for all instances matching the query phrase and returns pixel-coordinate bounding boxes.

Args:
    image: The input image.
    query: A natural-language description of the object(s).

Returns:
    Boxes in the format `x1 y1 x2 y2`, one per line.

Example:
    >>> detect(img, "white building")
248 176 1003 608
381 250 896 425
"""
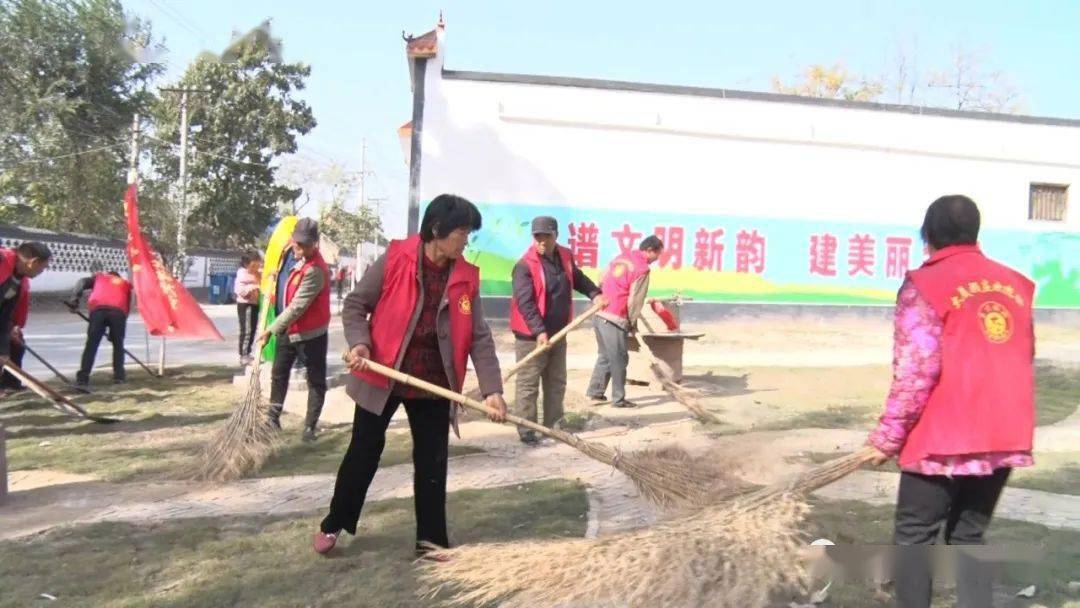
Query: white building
400 19 1079 310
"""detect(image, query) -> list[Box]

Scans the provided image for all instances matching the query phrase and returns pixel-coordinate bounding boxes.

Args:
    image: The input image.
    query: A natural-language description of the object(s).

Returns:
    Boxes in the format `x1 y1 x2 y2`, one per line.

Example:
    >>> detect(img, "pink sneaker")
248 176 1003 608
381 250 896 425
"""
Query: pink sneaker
313 530 338 555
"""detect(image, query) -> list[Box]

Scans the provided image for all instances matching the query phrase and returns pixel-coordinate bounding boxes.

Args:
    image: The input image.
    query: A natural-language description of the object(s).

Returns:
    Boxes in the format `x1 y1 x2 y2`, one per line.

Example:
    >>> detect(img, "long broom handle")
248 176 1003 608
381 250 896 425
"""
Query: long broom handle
634 316 666 365
21 343 81 389
1 361 113 422
68 307 158 377
346 354 585 448
502 300 603 382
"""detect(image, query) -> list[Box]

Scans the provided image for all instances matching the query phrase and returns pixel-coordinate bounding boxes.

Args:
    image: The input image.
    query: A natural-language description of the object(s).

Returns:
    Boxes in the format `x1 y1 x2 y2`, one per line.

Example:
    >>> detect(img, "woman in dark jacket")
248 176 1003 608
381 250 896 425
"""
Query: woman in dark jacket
313 194 507 556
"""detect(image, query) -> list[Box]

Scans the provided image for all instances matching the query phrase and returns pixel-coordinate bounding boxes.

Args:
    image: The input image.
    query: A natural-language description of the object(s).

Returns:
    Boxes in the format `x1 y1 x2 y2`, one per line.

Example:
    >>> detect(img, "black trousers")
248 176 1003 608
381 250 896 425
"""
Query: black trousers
76 308 126 383
0 339 25 389
893 469 1011 608
269 332 327 428
321 398 451 550
237 303 258 357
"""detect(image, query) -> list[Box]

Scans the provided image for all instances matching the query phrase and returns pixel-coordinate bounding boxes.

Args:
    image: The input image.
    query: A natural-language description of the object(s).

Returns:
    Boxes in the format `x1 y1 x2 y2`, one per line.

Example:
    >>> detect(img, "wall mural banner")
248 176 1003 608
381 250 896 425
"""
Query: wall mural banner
455 202 1080 308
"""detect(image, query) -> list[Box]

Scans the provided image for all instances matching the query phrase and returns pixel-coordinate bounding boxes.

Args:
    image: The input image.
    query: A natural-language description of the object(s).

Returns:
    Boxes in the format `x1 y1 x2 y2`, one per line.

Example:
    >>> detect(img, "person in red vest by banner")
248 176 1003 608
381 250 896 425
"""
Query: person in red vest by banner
259 218 331 443
0 242 51 394
67 264 133 387
586 235 664 408
313 194 506 557
510 215 606 444
866 195 1035 608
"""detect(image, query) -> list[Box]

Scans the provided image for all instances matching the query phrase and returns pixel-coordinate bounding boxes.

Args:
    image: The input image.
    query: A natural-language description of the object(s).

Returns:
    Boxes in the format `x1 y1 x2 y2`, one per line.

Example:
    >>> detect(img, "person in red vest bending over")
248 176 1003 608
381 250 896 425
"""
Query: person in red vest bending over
67 264 132 387
866 195 1035 608
259 218 331 443
0 242 51 394
586 235 664 408
314 194 507 557
510 215 606 445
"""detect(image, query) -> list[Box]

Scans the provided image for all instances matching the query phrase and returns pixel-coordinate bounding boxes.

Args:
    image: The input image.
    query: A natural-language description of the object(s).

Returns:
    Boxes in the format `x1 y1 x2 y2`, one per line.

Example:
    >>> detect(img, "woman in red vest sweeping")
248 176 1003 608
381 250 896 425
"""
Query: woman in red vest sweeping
0 242 51 393
259 218 332 442
867 195 1035 608
314 194 507 557
67 265 133 387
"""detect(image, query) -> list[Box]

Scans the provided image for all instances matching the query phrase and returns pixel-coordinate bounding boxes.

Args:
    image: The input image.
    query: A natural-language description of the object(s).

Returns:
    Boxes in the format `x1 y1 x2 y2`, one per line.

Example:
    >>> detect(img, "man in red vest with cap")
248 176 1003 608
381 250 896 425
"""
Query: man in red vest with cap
68 264 133 387
260 217 331 442
587 235 664 408
0 242 51 394
867 195 1035 608
509 216 607 444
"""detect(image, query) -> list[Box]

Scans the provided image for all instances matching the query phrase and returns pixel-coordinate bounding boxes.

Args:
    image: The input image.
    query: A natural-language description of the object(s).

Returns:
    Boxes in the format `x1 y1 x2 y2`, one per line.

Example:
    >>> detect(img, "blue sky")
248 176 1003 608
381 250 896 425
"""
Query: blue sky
124 0 1080 237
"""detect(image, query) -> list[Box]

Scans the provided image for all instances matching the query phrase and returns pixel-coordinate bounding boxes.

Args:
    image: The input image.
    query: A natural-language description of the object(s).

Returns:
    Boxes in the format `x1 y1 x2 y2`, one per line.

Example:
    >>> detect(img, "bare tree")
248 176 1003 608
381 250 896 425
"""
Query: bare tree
926 45 1023 113
889 36 922 105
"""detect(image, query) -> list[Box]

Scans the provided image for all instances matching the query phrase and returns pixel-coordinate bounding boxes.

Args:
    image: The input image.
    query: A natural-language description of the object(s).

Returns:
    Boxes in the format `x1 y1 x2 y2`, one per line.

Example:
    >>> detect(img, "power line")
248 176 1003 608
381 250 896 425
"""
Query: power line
143 133 273 168
145 0 211 46
0 141 129 169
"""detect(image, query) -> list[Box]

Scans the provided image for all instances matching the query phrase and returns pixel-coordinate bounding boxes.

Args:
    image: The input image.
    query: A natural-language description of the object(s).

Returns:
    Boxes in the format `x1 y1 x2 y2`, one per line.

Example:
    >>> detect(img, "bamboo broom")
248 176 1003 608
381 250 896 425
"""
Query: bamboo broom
417 447 880 608
196 305 280 481
351 354 732 509
635 315 720 424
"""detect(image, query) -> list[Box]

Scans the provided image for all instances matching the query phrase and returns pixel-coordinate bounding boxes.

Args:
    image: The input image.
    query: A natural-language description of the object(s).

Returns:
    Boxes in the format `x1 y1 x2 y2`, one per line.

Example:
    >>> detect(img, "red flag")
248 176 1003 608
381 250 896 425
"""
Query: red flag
124 183 224 340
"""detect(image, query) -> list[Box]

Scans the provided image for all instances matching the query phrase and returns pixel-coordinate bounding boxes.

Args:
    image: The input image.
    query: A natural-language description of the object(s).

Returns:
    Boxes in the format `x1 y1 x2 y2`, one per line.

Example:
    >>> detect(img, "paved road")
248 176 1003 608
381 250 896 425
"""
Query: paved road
19 304 350 380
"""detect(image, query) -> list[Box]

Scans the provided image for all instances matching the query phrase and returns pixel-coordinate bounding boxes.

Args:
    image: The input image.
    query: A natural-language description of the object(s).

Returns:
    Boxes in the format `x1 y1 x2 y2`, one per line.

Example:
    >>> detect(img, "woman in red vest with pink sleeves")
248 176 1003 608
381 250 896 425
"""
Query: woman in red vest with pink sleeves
313 194 507 557
867 195 1035 608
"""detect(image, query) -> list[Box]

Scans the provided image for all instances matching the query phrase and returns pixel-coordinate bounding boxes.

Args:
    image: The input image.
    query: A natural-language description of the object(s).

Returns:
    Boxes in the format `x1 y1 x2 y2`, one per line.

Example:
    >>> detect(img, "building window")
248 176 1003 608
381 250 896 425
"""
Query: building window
1029 183 1068 222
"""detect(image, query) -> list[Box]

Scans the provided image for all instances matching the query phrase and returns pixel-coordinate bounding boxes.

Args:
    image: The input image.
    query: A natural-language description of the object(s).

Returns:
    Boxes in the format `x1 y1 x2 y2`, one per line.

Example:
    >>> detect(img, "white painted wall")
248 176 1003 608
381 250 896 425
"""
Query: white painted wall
418 30 1079 234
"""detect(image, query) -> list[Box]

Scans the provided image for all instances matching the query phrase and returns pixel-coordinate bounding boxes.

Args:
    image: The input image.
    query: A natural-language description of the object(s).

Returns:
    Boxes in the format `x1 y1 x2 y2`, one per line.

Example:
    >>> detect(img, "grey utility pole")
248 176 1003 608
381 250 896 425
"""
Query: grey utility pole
160 87 209 279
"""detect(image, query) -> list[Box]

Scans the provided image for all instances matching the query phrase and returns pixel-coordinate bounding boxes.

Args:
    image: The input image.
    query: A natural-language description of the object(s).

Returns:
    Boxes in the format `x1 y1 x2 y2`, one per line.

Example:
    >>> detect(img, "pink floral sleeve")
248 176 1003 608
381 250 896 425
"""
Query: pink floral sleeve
868 279 943 456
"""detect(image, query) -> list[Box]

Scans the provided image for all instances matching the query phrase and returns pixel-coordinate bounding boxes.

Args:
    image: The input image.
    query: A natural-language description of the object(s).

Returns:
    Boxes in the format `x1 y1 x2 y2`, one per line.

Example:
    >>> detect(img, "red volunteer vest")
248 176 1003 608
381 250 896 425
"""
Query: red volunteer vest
600 250 650 319
284 250 331 335
0 249 30 328
352 235 479 392
509 245 574 336
88 273 132 314
899 245 1035 467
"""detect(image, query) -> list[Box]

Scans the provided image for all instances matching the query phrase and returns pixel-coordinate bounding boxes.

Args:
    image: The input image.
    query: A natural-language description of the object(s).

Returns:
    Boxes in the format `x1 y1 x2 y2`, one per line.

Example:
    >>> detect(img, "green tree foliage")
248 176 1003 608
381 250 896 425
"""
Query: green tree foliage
0 0 162 235
149 31 315 249
320 201 384 252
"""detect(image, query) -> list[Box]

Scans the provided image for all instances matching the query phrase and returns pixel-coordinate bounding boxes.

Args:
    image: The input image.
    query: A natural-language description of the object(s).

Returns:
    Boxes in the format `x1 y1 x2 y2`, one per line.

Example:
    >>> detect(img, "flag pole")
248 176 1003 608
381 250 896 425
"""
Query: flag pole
158 337 166 377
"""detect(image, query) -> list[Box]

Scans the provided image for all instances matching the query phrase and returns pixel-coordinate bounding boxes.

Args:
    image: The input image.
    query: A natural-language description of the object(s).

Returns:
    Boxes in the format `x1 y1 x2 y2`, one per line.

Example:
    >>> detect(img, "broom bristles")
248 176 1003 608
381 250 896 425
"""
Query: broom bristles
416 449 876 607
648 361 721 424
418 495 811 608
196 358 281 481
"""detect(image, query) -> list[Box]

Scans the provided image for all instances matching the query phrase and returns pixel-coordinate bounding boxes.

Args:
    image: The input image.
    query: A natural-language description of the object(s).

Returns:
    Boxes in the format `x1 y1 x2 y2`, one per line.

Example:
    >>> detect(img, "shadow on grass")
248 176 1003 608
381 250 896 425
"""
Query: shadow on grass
680 371 757 399
5 411 228 440
1036 365 1080 426
0 479 588 608
805 497 1080 607
259 426 484 478
754 404 878 432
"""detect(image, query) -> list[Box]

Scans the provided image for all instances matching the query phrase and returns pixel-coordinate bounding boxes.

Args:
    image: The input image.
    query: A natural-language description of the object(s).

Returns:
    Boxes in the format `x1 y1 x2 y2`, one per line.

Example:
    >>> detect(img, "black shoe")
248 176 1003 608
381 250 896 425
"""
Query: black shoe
302 426 317 442
112 378 126 385
612 400 637 408
267 404 283 429
587 394 607 402
75 379 90 389
519 430 540 446
416 543 451 561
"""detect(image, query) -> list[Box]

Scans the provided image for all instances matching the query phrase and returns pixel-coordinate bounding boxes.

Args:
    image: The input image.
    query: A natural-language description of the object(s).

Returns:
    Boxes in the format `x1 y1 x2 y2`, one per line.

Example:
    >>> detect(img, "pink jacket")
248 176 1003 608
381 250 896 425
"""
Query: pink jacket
234 267 260 304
